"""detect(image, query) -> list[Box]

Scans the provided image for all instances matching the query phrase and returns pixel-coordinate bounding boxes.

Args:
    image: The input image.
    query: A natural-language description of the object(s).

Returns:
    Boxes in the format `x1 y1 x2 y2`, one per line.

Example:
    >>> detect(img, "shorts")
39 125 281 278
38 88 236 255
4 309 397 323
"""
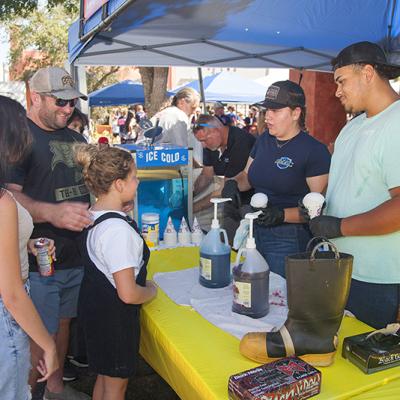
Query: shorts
0 282 31 400
30 268 84 334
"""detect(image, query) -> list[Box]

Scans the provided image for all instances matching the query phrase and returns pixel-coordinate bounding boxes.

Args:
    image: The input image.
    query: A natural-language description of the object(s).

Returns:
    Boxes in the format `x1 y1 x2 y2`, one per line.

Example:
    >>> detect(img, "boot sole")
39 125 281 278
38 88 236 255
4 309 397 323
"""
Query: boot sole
244 351 336 367
298 351 336 367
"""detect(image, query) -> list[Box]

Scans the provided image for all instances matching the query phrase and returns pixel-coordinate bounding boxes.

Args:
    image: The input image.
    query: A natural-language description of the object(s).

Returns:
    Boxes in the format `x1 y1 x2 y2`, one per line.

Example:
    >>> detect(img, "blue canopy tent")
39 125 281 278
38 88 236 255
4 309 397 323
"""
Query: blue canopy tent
68 0 400 70
172 71 267 103
88 79 173 106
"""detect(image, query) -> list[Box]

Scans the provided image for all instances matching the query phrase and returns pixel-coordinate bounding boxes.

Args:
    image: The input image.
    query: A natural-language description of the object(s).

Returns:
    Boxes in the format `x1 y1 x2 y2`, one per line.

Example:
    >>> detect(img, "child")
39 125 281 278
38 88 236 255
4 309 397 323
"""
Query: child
74 144 157 400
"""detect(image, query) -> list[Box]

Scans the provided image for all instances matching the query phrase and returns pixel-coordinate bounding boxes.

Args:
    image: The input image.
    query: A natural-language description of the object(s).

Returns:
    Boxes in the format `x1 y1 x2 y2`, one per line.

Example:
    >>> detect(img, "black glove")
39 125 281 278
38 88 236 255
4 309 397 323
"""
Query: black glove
221 179 241 208
256 206 285 227
309 216 343 239
298 199 326 222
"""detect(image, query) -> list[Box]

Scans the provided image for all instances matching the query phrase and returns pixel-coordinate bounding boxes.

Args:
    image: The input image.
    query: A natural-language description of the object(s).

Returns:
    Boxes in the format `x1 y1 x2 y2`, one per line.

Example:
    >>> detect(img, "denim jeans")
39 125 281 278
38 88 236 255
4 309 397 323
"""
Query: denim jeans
254 223 312 278
346 279 400 329
0 282 31 400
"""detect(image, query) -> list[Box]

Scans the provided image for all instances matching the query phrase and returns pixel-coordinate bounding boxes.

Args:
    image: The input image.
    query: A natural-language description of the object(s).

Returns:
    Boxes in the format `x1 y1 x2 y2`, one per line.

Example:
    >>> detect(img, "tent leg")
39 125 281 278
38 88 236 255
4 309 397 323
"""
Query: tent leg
197 67 206 113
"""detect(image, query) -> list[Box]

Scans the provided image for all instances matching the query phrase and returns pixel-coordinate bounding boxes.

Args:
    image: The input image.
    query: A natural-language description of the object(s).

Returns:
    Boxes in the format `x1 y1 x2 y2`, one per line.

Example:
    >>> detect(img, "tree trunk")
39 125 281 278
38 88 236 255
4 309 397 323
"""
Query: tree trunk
139 66 169 118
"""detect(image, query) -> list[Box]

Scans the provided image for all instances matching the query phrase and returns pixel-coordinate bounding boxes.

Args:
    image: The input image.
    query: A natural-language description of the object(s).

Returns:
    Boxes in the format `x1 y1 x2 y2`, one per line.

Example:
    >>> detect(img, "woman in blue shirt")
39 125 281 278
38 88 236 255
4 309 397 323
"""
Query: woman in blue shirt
223 81 331 277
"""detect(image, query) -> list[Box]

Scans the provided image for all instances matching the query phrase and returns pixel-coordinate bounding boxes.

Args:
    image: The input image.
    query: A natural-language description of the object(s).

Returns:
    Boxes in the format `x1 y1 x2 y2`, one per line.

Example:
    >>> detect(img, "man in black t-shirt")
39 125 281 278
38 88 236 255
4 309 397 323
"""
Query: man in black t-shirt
7 67 91 399
193 115 255 242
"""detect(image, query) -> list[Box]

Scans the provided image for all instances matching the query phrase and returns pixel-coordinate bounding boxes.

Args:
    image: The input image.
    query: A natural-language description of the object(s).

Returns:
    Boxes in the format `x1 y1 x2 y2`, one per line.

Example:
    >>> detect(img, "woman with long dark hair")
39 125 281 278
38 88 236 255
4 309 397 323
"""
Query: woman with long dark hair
0 96 58 399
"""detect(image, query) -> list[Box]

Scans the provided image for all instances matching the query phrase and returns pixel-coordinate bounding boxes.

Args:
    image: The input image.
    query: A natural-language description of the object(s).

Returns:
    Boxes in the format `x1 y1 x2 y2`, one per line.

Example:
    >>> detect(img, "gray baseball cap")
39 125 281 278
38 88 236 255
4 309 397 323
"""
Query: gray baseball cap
213 101 225 109
29 67 87 100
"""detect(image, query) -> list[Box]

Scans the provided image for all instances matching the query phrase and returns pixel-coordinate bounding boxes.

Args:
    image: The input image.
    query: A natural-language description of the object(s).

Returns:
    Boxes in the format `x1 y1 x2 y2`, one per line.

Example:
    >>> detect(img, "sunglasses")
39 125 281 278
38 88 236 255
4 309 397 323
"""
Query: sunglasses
54 98 78 108
193 123 218 132
44 95 78 108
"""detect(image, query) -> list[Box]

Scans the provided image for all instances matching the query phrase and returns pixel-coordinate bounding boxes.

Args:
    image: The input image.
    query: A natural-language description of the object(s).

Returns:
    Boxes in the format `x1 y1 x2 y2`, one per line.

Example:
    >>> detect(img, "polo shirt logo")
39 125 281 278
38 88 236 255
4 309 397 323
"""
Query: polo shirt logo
275 156 294 169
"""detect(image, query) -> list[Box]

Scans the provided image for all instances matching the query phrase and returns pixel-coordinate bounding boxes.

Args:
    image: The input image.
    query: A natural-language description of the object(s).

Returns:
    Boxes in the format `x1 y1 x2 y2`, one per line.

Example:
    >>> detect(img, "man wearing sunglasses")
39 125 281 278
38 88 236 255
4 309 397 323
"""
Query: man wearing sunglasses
193 114 255 243
7 67 91 400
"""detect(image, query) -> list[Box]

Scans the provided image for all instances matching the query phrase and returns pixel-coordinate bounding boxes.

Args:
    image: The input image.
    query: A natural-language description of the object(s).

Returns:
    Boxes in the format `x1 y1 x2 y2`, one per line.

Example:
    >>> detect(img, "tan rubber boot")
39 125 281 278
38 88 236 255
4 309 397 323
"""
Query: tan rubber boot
240 246 353 367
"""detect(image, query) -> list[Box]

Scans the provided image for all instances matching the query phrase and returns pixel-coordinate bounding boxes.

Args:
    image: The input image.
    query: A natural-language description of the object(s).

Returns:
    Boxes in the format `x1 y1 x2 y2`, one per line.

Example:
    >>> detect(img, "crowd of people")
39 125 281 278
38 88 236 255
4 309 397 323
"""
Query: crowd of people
0 40 399 400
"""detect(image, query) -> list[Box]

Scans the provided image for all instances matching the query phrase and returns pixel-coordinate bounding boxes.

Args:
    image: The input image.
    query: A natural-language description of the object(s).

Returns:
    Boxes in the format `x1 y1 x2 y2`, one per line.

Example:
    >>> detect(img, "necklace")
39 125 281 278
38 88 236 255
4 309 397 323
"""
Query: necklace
275 137 294 149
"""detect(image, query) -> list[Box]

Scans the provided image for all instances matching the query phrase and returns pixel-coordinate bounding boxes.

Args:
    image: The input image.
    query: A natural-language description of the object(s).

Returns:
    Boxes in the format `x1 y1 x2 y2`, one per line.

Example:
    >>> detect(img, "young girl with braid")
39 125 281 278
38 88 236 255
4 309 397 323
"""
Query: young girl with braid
74 144 157 400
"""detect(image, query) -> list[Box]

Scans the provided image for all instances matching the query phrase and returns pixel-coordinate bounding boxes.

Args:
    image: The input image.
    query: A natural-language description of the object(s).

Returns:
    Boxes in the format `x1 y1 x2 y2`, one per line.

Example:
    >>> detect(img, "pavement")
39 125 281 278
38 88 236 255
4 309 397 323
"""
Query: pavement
32 355 180 400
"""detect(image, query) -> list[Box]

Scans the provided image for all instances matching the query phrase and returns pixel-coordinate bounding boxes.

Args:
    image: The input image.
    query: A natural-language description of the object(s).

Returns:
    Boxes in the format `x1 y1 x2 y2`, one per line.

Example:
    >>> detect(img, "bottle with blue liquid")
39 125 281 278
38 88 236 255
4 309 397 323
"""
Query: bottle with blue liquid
199 198 232 288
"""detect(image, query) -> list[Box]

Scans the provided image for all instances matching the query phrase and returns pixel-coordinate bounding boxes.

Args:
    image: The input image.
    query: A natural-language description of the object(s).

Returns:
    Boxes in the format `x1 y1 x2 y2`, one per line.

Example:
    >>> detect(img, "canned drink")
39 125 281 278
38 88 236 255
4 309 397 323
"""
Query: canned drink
34 238 54 276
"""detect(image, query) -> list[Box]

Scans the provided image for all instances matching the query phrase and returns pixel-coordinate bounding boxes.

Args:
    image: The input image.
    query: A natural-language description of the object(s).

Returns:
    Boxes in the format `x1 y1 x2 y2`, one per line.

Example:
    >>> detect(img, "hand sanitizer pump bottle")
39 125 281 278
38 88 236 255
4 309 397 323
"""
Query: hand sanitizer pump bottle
232 212 270 318
199 198 232 288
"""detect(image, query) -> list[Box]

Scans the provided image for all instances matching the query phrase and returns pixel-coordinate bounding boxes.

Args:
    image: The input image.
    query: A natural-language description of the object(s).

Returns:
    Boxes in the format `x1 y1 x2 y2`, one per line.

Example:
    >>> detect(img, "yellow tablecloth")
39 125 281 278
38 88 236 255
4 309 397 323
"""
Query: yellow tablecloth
140 247 400 399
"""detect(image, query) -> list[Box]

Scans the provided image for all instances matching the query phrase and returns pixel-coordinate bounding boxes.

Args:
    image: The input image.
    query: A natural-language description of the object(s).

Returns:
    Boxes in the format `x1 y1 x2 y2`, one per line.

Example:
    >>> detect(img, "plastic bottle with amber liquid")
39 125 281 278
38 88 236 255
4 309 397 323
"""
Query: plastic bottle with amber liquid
232 211 270 318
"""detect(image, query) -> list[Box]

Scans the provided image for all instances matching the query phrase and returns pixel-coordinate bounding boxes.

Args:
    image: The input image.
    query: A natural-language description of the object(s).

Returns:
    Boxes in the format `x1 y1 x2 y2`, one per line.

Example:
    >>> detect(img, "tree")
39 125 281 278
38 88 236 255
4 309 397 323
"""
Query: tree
8 5 75 80
0 0 37 21
0 0 78 21
4 0 169 117
139 67 169 117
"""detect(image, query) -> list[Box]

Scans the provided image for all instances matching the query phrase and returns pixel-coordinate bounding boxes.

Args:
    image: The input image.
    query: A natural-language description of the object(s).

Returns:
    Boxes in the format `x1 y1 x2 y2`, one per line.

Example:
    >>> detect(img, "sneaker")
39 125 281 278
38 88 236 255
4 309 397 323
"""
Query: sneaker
44 385 91 400
68 356 89 368
62 362 77 382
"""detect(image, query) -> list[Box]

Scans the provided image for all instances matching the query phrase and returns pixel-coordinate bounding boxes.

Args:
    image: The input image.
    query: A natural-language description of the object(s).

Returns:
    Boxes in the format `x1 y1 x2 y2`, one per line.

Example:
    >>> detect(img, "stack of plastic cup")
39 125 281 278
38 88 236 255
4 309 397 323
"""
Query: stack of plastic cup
178 217 191 245
163 216 177 246
302 192 325 219
191 217 203 245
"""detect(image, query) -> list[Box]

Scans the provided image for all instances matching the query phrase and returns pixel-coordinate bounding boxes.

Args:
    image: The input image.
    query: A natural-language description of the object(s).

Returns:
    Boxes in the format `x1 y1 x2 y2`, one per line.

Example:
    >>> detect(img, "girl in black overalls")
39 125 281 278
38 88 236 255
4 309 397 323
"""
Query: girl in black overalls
74 144 157 400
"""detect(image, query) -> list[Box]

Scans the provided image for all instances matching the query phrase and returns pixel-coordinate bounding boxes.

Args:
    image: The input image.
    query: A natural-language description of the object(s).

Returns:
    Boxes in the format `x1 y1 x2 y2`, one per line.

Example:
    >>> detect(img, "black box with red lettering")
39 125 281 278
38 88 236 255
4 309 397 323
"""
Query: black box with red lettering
228 356 321 400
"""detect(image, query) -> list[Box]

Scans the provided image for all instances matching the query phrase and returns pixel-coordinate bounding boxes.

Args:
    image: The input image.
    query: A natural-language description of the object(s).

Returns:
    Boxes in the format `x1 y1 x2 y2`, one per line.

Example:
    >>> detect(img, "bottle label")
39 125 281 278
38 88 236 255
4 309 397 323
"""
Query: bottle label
142 222 159 248
37 248 54 276
233 280 252 308
199 257 212 280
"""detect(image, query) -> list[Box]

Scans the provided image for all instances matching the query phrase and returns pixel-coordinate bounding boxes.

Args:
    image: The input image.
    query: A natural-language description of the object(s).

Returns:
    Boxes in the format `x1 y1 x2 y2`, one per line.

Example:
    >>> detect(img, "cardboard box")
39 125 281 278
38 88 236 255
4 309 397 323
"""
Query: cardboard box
342 331 400 374
228 357 321 400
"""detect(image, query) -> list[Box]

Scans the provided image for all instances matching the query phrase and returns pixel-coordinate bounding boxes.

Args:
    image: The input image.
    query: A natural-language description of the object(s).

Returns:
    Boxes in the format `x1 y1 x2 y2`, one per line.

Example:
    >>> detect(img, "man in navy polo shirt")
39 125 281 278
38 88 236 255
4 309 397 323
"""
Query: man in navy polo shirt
193 114 255 242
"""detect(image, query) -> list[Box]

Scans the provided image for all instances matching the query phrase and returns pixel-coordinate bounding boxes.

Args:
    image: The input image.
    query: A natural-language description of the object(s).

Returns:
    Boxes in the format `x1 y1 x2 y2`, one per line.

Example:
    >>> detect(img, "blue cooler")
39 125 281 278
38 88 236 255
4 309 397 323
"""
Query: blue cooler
117 144 192 240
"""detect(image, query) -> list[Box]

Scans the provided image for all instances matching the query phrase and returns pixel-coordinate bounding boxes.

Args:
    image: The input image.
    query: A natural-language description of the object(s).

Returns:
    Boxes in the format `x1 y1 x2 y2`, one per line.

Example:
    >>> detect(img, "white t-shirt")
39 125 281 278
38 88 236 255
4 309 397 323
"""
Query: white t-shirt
87 210 143 287
152 106 203 164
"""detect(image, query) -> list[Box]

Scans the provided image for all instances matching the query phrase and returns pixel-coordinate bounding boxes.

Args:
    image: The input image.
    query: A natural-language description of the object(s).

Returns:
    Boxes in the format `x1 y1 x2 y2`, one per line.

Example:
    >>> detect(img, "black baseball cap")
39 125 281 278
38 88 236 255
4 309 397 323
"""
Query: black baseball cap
254 80 305 110
331 41 400 79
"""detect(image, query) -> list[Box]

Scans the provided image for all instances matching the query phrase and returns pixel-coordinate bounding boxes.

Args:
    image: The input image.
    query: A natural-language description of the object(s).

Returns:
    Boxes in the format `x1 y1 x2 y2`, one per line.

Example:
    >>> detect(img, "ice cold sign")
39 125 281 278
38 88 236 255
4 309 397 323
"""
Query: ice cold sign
136 147 188 167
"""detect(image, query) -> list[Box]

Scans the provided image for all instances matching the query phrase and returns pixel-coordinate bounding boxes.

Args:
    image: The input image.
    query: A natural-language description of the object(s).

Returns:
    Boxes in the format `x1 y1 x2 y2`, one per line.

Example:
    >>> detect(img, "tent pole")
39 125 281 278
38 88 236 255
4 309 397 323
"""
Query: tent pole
197 67 206 113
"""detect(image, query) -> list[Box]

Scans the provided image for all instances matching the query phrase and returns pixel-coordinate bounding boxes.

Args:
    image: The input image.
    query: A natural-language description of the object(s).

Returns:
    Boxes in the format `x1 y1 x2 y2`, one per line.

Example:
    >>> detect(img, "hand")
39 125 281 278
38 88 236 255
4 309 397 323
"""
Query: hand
298 199 326 222
48 202 93 231
28 238 57 261
256 206 285 227
146 280 158 298
221 180 241 208
37 343 58 382
309 216 343 239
